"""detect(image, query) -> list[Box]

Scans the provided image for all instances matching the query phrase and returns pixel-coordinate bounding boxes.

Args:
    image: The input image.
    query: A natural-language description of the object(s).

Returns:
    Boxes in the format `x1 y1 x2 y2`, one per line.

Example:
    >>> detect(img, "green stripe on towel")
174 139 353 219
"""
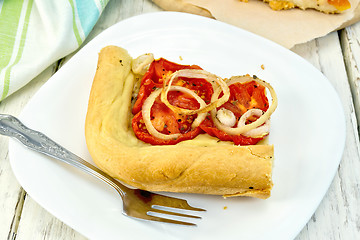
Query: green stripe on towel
68 0 83 46
1 0 34 100
0 0 24 99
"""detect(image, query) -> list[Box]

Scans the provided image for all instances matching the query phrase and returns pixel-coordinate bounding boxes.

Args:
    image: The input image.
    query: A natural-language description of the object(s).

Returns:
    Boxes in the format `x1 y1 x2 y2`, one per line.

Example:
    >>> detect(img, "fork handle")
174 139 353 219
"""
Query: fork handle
0 114 127 196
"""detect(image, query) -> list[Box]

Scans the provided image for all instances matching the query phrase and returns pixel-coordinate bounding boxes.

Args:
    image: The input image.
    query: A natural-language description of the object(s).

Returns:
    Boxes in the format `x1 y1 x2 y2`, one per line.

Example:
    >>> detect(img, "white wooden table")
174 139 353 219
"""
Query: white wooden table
1 0 360 239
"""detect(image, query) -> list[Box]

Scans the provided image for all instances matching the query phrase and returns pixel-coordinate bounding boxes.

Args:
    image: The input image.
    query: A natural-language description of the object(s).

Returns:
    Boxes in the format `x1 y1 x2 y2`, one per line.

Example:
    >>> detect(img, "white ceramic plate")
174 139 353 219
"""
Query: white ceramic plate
9 12 345 240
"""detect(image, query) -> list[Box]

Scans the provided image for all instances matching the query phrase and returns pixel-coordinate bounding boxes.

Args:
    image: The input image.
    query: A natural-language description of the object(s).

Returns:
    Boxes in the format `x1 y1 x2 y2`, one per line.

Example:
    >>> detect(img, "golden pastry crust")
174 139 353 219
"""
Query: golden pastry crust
85 46 274 199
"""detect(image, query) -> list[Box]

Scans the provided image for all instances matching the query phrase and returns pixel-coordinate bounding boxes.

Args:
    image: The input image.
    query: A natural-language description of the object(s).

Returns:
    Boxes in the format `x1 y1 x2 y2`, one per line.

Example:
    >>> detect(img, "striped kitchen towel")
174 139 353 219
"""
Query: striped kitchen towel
0 0 109 101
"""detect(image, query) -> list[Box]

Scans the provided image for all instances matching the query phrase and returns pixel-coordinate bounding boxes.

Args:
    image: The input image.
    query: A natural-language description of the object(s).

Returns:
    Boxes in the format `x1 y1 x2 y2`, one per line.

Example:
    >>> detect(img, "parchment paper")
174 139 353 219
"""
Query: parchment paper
153 0 360 48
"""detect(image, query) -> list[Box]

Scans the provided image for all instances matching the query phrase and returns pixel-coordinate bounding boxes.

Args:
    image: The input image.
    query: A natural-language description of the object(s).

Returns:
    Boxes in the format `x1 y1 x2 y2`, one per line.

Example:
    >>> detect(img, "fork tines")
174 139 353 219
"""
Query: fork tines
147 204 205 226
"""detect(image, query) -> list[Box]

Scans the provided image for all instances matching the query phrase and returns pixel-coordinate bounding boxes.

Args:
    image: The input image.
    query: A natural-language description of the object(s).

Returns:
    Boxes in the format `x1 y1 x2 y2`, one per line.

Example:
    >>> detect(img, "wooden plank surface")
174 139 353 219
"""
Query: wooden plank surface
292 30 360 239
0 0 359 239
341 23 360 127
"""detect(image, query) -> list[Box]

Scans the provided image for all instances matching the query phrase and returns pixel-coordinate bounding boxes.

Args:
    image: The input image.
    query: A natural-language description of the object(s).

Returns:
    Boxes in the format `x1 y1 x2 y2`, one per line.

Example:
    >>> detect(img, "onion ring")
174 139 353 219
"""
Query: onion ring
238 109 270 138
142 86 207 140
211 75 278 135
160 69 230 115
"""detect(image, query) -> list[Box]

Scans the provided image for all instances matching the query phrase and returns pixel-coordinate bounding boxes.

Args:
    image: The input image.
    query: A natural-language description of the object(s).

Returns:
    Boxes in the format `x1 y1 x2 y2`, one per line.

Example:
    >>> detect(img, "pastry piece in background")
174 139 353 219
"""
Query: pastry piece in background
153 0 351 14
259 0 351 13
152 0 360 48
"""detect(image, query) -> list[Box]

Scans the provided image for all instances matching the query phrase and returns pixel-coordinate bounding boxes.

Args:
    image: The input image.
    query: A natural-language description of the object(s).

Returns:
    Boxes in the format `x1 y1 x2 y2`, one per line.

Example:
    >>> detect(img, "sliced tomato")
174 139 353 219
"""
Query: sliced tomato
132 113 202 146
199 81 269 145
200 116 264 145
132 58 203 115
131 58 212 145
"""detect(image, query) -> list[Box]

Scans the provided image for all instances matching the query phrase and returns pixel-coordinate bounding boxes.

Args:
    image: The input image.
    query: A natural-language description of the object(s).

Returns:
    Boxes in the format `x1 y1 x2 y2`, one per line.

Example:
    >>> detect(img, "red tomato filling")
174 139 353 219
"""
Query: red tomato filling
199 81 269 145
131 58 269 145
132 58 212 145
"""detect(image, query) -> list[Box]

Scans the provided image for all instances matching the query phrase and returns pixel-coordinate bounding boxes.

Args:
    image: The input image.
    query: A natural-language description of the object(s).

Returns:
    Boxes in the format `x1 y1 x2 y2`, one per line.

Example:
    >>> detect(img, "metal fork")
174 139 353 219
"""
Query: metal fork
0 114 205 226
